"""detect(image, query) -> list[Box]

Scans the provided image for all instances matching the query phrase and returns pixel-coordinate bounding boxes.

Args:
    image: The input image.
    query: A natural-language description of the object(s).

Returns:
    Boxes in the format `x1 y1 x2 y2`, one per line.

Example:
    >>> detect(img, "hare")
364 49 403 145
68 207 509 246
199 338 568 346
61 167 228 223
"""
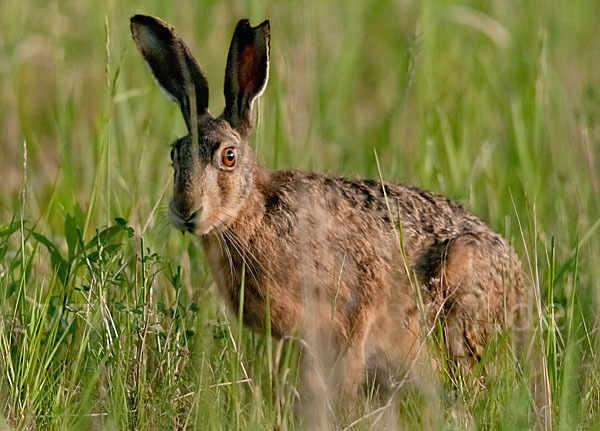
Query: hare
130 15 527 401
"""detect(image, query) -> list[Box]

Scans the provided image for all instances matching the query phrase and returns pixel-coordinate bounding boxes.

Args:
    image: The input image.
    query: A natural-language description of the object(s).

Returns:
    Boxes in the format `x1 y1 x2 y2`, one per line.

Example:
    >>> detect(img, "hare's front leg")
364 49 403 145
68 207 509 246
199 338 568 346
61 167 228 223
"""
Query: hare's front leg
337 306 377 400
296 306 374 416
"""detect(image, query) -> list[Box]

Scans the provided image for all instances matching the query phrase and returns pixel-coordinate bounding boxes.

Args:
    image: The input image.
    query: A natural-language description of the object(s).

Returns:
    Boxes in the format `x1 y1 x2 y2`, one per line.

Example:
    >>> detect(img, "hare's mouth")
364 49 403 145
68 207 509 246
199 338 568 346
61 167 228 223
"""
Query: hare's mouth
169 207 200 234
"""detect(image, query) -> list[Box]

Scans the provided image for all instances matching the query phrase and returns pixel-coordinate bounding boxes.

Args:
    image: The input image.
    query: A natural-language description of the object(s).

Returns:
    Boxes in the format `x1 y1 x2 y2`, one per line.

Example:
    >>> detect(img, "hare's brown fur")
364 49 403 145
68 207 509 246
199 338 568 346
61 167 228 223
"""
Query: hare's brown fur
131 15 527 400
203 169 526 392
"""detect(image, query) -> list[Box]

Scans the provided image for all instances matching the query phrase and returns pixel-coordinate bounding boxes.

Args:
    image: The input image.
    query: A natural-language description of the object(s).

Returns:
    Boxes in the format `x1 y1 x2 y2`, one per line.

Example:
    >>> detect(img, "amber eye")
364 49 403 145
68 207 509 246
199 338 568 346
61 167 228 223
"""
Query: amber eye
221 148 236 167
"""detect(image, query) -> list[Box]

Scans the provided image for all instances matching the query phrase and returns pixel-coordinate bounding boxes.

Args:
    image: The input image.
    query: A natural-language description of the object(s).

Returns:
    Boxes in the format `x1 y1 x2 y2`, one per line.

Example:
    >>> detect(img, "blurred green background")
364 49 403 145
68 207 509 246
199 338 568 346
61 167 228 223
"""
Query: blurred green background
1 0 599 429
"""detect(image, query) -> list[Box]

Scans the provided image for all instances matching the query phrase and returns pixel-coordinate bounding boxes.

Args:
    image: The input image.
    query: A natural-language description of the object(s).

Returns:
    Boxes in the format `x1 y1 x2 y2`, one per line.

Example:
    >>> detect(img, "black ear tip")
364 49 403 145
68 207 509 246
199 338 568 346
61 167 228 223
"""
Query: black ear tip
235 18 269 33
258 20 270 34
130 14 152 25
130 15 152 37
130 14 169 32
236 19 252 29
130 15 175 42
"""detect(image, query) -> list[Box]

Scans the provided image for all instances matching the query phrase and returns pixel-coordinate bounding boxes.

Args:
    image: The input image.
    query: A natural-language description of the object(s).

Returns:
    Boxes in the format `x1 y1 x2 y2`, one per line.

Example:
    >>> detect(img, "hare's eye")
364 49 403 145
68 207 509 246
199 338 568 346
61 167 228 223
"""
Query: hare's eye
221 148 236 168
170 147 176 162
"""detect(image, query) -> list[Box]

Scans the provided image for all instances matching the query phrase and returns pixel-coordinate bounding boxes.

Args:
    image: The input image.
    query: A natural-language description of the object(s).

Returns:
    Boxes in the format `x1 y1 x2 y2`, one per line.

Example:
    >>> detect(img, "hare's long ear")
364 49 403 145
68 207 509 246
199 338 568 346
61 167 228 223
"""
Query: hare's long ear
222 19 270 137
130 15 209 131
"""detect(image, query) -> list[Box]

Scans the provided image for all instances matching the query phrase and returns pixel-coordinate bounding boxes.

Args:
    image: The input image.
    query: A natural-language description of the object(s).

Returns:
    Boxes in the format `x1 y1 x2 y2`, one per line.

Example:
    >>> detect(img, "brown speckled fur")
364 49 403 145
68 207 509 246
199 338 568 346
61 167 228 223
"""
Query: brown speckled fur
131 15 527 400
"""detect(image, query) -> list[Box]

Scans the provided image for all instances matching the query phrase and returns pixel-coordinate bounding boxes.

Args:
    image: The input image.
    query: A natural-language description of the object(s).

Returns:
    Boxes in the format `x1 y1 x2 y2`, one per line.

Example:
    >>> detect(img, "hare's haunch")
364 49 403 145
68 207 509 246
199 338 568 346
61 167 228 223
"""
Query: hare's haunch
131 15 527 398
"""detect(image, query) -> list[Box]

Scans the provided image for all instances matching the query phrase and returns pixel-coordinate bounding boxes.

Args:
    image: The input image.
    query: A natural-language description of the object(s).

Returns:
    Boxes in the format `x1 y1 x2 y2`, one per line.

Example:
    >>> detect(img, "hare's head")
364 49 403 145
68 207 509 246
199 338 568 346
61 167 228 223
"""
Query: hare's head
130 15 269 235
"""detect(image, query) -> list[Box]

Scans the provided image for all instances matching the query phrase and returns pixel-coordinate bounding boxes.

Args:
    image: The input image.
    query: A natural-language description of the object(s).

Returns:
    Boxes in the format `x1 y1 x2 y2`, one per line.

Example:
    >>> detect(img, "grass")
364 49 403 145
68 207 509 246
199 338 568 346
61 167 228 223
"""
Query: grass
1 0 599 429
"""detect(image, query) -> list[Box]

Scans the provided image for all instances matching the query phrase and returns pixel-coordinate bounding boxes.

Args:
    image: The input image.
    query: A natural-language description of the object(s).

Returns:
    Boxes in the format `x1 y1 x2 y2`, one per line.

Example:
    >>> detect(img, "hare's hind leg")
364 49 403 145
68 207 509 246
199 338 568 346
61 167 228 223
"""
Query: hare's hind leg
429 234 518 370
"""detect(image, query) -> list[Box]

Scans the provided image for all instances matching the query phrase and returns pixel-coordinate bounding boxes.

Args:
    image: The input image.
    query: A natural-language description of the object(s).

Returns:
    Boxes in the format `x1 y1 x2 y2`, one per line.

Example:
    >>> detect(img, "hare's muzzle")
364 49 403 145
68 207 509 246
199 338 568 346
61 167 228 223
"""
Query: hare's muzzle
169 202 201 233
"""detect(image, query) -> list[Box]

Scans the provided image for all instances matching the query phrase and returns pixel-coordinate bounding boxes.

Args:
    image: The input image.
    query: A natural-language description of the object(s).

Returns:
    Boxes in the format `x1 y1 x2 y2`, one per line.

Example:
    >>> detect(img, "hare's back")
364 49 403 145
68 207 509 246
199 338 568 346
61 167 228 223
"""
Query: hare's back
263 169 522 289
265 169 482 240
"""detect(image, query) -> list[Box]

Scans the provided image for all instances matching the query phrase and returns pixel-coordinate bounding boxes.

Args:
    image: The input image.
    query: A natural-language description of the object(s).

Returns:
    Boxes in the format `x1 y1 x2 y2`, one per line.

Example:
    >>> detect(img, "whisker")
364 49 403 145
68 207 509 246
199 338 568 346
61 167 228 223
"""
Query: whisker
213 224 235 284
221 229 261 285
221 227 278 289
215 208 239 221
142 215 170 238
224 227 276 284
142 177 172 235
